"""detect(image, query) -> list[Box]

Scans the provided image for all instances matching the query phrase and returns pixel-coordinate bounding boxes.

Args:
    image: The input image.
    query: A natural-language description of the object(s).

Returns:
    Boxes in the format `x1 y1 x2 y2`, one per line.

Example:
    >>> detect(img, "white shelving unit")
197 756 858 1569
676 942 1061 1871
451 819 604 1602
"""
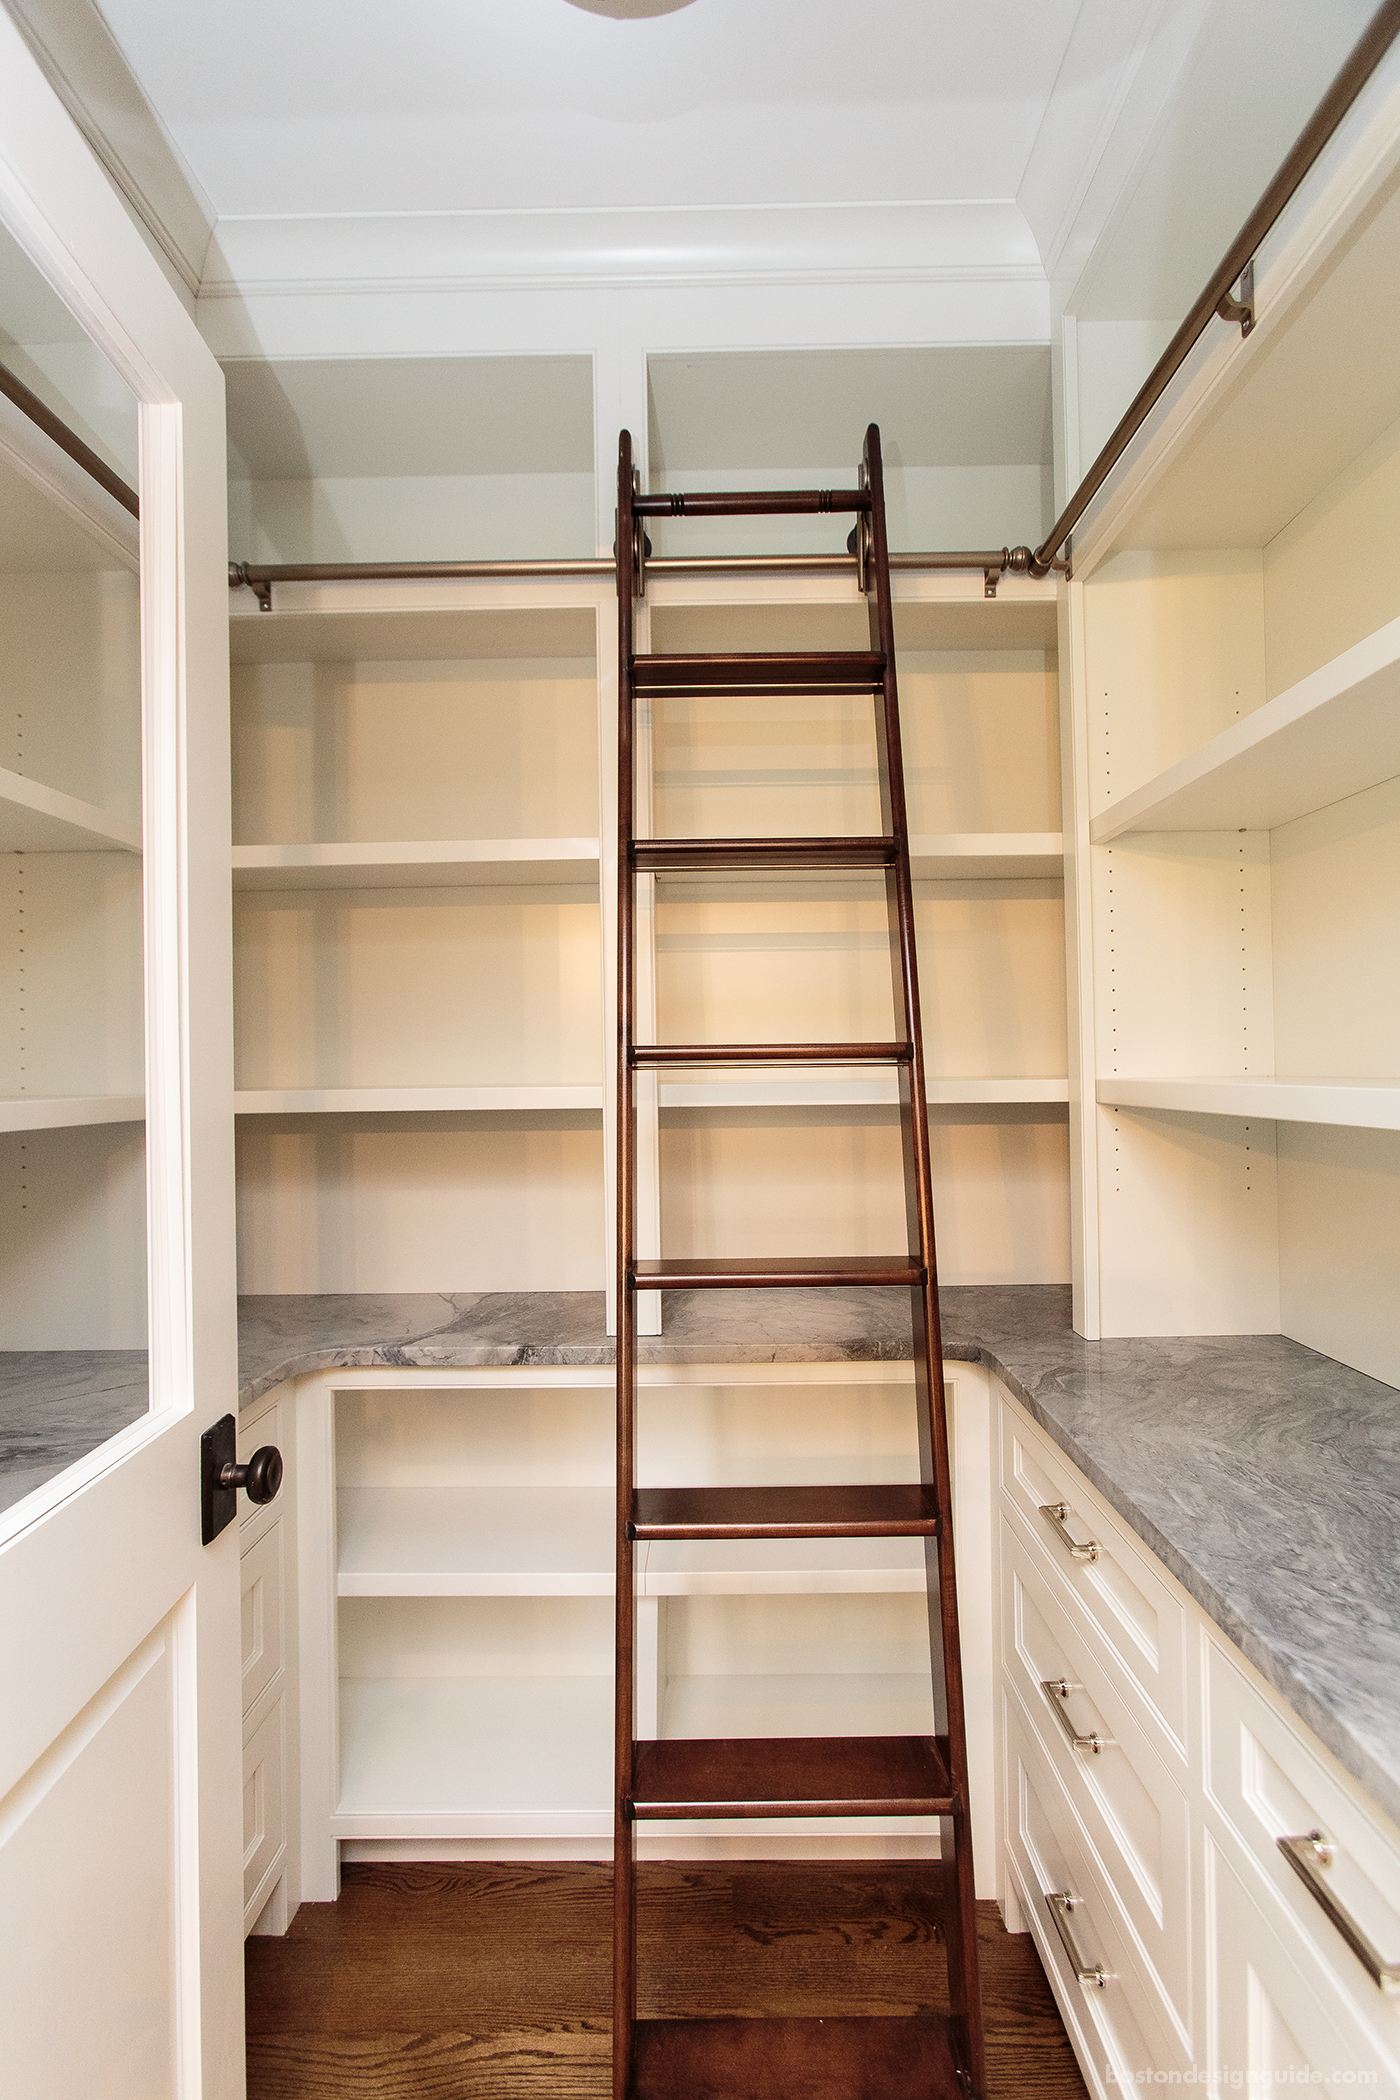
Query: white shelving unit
1061 90 1400 1385
0 436 147 1350
231 448 1055 1879
296 1358 993 1870
230 565 1069 1297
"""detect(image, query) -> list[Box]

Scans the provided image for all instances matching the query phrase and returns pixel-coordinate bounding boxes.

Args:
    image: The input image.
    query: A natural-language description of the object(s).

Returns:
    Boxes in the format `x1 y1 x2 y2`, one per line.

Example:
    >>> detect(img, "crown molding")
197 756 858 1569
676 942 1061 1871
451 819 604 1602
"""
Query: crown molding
4 0 216 310
199 199 1045 302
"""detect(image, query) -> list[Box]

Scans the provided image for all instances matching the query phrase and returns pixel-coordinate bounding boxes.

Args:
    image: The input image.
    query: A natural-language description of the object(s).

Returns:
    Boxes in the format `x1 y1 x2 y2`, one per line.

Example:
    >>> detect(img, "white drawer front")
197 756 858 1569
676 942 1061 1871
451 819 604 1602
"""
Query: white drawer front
1204 1632 1400 2063
1206 1828 1394 2093
1004 1689 1190 2093
1000 1397 1188 1751
240 1522 284 1718
1002 1517 1193 2041
242 1703 286 1914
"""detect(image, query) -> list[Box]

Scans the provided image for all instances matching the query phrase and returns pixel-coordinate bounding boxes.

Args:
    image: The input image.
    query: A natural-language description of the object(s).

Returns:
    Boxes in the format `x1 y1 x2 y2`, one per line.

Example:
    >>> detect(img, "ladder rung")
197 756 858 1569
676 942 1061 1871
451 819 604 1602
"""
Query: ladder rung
631 1042 911 1069
632 489 870 519
631 1484 939 1540
632 2015 964 2100
631 651 884 696
630 1735 955 1819
634 836 897 872
630 1257 923 1290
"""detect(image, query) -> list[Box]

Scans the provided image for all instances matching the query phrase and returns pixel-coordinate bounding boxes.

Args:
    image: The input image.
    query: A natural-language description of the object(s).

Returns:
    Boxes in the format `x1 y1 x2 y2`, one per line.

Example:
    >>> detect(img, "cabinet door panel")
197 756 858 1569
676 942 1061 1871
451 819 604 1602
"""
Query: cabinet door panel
241 1523 285 1717
243 1702 286 1921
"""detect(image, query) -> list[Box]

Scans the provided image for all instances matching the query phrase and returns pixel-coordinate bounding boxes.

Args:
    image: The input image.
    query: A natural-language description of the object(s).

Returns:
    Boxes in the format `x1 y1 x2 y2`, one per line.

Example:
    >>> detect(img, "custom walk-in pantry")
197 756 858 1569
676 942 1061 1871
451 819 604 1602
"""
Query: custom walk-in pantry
1 4 1398 2098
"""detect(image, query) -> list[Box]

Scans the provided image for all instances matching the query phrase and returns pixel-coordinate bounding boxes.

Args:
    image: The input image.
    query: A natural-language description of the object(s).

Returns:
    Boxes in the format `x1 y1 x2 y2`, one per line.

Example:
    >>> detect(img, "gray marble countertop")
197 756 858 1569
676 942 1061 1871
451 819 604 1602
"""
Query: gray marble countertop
236 1284 1400 1832
0 1352 149 1517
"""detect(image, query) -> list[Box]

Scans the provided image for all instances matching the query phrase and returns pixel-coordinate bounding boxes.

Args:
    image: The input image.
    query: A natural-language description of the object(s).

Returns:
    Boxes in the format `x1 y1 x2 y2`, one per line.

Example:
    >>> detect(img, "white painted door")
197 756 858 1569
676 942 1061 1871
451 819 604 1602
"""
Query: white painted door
0 18 243 2099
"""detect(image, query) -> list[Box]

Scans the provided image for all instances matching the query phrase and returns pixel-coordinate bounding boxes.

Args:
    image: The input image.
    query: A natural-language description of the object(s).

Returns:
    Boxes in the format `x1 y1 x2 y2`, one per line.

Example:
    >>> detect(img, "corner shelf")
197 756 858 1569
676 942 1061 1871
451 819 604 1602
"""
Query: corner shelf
1096 1076 1400 1131
0 768 141 855
233 838 601 890
1089 617 1400 842
234 1085 603 1114
0 1095 144 1133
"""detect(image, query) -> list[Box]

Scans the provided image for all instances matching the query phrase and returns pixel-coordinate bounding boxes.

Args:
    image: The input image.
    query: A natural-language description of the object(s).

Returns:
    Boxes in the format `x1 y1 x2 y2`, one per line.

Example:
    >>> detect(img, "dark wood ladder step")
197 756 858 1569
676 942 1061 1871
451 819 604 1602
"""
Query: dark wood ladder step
631 1483 940 1540
631 651 884 696
630 1735 955 1820
631 1041 911 1069
630 1255 923 1290
633 2014 964 2100
632 488 870 519
634 835 897 872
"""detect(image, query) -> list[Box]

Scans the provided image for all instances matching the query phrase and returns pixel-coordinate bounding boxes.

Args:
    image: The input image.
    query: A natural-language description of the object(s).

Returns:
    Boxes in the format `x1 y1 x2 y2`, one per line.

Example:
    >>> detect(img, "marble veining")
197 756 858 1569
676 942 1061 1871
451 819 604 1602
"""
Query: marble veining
234 1284 1400 1829
0 1352 149 1517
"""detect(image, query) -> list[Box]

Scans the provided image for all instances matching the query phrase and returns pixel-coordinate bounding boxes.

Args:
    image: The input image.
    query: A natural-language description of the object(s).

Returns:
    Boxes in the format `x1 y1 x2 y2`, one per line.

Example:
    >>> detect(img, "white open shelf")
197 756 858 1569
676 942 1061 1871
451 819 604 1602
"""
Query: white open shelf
335 1487 925 1598
909 832 1062 880
337 1488 614 1596
234 1084 603 1114
1090 617 1400 842
1097 1076 1400 1131
0 1094 144 1133
334 1674 614 1838
232 838 600 890
0 767 140 855
658 1074 1068 1109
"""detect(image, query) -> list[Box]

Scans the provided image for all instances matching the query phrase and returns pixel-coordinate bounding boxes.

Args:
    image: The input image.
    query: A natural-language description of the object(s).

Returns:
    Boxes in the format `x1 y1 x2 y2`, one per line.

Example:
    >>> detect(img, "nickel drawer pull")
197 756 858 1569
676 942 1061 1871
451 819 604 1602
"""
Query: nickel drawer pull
1278 1831 1400 1997
1041 1677 1114 1755
1040 1500 1100 1563
1045 1890 1112 1988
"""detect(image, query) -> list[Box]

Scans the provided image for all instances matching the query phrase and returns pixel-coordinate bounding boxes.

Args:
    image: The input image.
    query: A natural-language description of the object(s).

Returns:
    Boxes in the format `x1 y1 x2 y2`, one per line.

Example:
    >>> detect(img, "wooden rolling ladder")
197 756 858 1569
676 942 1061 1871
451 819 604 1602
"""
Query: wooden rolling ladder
613 425 985 2100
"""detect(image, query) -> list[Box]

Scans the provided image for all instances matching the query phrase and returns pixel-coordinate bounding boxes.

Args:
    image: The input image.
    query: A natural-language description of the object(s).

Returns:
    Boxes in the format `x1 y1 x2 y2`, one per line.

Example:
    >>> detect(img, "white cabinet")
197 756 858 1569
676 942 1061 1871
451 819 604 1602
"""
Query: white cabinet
239 1391 298 1935
996 1380 1400 2099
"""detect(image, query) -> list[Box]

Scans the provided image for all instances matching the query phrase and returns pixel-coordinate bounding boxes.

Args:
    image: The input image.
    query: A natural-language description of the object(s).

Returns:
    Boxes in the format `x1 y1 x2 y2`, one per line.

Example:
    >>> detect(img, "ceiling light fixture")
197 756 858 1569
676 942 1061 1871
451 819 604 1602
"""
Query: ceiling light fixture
564 0 698 17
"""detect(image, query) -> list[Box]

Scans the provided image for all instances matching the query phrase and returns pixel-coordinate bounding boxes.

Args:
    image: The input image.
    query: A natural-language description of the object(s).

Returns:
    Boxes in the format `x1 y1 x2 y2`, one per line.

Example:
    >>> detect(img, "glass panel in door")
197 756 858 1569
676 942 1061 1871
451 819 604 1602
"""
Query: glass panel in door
0 217 149 1523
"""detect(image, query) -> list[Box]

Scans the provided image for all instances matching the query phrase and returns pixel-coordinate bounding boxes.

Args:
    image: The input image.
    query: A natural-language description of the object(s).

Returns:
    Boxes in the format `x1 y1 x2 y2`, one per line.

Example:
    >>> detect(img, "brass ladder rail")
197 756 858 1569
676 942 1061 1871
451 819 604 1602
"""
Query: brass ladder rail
613 423 985 2100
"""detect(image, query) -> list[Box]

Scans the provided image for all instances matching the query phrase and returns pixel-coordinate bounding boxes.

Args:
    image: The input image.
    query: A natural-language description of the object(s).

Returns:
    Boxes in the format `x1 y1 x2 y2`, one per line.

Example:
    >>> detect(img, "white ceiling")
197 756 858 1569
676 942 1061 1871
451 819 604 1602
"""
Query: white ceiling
93 0 1088 220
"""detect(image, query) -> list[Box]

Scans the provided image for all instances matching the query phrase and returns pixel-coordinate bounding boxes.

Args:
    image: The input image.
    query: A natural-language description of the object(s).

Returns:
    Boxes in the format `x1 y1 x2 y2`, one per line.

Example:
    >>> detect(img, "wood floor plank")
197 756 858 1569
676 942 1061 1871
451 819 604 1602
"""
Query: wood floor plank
245 2026 608 2100
245 1865 1089 2099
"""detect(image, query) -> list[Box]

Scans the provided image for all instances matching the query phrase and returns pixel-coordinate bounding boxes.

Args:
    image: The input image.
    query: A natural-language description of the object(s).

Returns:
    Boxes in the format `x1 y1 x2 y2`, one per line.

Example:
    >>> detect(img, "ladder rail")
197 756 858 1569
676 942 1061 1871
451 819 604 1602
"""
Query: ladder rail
865 421 985 2097
614 433 639 2100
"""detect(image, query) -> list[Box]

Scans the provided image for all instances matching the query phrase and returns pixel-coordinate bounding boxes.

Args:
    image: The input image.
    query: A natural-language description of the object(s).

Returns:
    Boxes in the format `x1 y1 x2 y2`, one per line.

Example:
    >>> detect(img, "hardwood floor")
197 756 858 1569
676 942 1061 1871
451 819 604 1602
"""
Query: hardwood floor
245 1863 1090 2098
